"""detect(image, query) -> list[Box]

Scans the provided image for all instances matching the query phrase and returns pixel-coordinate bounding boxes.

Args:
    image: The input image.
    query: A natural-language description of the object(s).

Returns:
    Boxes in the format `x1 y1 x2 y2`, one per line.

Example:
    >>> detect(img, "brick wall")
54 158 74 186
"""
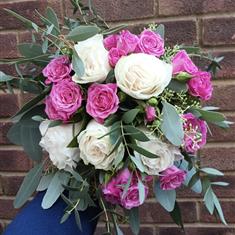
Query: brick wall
0 0 235 234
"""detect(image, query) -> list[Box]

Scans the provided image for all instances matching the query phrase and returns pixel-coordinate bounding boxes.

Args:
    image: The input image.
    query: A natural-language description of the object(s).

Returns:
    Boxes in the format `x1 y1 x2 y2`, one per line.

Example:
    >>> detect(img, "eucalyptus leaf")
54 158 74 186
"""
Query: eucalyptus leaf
130 155 145 172
42 171 70 209
75 209 82 231
204 186 215 214
123 125 149 142
155 24 165 39
213 192 227 225
60 212 71 224
170 202 184 229
37 174 54 191
129 143 159 158
138 179 145 204
122 109 140 124
18 43 43 58
67 25 100 41
129 207 140 235
46 7 60 35
154 181 176 212
167 79 188 93
211 182 229 187
160 101 184 146
72 51 85 77
14 161 44 208
201 167 224 176
0 71 14 82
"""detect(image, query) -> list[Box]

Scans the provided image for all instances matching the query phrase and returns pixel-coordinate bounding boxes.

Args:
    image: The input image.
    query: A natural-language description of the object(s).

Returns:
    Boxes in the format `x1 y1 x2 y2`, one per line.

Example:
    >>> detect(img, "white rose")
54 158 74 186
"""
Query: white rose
77 120 124 170
39 120 82 172
114 53 172 100
72 34 111 84
134 132 183 175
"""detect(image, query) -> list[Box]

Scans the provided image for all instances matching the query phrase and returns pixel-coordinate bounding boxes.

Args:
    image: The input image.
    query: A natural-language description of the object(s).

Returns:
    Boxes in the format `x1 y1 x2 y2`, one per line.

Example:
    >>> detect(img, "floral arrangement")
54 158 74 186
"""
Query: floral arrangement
0 1 232 234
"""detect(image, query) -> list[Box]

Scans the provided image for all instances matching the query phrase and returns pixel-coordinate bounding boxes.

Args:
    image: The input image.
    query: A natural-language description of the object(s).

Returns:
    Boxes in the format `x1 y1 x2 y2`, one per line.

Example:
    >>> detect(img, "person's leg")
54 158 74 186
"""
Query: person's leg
3 192 100 235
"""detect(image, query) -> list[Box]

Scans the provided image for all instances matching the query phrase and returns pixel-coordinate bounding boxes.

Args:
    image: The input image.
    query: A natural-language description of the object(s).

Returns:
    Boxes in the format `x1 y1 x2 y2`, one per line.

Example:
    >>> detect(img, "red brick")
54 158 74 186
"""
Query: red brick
216 52 235 79
159 0 235 16
0 199 18 219
0 150 32 172
200 147 235 171
0 0 63 30
0 93 19 118
0 33 18 59
208 115 235 143
131 20 197 46
213 175 235 198
159 227 235 235
0 122 12 145
203 18 235 46
0 64 17 77
95 226 154 235
140 201 197 223
206 84 235 111
199 201 235 223
0 222 4 234
1 176 24 196
65 0 155 22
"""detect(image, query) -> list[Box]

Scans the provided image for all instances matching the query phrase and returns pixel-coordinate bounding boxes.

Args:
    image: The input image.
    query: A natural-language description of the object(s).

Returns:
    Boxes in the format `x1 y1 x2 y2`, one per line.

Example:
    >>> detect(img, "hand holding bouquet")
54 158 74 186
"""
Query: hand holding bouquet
0 2 232 234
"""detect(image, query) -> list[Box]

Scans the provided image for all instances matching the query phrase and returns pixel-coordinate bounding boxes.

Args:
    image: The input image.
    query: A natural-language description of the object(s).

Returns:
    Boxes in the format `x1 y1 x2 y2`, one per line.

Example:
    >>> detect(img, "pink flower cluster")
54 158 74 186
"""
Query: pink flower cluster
102 168 150 209
160 166 186 190
86 83 119 123
104 29 165 67
182 113 207 153
172 50 213 101
42 55 71 84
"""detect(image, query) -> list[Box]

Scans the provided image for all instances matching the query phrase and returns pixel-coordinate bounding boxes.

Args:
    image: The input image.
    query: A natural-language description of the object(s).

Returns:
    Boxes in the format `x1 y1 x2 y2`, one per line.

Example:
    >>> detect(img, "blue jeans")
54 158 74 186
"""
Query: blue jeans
3 192 100 235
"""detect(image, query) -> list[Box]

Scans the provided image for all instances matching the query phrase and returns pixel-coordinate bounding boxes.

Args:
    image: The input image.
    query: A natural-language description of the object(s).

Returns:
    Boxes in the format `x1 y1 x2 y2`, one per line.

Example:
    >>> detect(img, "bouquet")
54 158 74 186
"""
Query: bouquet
0 1 232 234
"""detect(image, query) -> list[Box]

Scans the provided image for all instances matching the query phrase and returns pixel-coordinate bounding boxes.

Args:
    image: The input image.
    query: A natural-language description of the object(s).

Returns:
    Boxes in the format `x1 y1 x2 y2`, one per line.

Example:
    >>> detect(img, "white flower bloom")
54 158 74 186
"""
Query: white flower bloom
39 120 82 172
72 34 111 84
114 53 172 100
134 131 183 175
77 120 124 170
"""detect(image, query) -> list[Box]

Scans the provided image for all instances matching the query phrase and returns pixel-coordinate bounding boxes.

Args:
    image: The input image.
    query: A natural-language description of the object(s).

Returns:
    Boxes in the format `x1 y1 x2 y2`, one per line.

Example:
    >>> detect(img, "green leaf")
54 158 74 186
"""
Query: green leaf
18 43 43 58
72 51 85 78
7 105 44 161
32 115 45 122
204 187 215 214
71 170 84 183
129 143 159 158
60 212 71 224
167 80 188 93
42 171 70 209
12 87 50 121
123 125 149 142
4 9 35 29
211 182 229 187
213 192 227 225
37 174 54 191
0 71 14 82
46 7 60 35
109 121 121 145
130 155 145 173
154 181 176 212
75 209 82 231
122 109 140 124
187 172 200 189
160 101 184 146
155 24 165 39
67 25 100 41
129 207 140 235
190 108 226 123
138 179 145 204
170 202 184 229
200 167 224 176
14 161 44 208
48 120 62 128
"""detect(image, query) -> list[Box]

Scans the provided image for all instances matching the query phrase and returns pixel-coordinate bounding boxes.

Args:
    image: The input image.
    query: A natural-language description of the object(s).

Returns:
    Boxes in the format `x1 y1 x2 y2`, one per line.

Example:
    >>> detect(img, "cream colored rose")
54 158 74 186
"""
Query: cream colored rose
114 53 172 100
134 132 183 175
77 120 124 170
39 120 82 172
72 34 111 84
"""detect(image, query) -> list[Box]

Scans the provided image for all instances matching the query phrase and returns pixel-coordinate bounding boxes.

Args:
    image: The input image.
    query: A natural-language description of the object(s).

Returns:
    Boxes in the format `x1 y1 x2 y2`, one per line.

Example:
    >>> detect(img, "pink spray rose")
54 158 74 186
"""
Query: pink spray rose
103 168 131 204
108 47 127 67
86 83 119 123
135 29 165 57
172 50 198 75
45 79 82 121
103 168 149 209
117 30 139 54
42 55 72 84
160 165 186 190
103 34 119 50
145 105 156 122
182 113 207 153
187 71 213 101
